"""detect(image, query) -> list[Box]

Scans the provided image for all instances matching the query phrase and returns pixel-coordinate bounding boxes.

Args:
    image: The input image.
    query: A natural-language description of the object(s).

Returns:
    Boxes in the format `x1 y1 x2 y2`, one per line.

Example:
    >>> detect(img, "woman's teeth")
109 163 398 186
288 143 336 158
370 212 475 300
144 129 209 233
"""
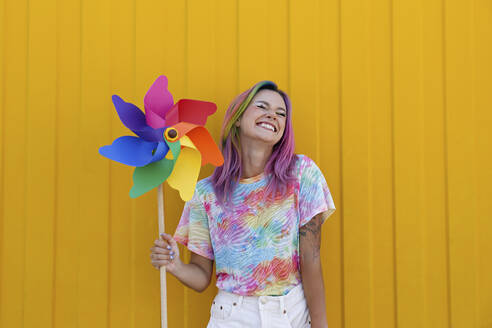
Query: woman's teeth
258 122 276 132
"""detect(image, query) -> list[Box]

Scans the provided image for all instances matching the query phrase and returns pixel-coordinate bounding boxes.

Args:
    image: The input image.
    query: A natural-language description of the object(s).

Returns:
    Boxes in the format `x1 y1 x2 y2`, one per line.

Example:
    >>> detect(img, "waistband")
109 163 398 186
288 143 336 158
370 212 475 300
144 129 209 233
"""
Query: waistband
214 284 305 314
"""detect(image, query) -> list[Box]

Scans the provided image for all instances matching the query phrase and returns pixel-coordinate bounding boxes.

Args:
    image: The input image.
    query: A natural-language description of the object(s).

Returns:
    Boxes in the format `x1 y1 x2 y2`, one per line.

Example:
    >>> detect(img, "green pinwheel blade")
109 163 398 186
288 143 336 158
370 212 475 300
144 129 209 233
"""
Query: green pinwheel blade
129 140 181 198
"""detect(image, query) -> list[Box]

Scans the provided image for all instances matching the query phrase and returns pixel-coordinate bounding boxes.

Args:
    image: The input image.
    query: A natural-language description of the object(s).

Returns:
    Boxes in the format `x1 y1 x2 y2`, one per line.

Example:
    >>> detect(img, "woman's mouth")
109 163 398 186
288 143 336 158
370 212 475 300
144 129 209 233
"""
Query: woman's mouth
256 122 277 132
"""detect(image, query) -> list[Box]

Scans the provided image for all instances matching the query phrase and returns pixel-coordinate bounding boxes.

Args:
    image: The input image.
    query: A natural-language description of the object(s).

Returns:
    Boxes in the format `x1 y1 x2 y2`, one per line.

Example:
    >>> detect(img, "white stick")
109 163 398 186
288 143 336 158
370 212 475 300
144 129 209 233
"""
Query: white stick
157 184 168 328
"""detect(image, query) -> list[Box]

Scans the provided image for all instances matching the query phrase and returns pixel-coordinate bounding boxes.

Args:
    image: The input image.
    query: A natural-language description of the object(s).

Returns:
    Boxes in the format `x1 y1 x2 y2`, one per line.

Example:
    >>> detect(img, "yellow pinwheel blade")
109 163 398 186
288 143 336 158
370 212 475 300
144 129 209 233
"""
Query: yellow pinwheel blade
167 136 201 201
179 135 196 149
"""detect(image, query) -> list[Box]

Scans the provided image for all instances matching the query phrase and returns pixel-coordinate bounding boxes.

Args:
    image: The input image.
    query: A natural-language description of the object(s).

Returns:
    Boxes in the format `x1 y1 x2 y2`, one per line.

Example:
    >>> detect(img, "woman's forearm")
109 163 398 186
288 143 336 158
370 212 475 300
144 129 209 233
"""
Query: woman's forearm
170 259 211 292
301 259 328 328
299 213 328 328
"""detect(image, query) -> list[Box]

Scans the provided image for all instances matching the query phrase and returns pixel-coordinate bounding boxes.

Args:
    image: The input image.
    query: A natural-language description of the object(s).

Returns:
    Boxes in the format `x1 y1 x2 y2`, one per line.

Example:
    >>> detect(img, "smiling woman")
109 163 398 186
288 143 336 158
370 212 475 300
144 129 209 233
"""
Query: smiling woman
235 90 287 161
212 81 297 207
150 81 336 328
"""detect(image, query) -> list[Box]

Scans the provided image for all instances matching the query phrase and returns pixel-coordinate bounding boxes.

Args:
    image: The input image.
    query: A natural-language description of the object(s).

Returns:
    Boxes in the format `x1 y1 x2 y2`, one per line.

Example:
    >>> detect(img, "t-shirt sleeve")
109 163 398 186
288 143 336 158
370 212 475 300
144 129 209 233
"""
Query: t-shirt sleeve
173 189 214 260
298 155 336 227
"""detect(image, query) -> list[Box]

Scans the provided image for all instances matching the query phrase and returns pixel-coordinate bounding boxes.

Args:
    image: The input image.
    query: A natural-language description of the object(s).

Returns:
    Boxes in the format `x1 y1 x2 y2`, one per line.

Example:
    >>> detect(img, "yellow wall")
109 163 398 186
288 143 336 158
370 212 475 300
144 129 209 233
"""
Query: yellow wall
0 0 491 327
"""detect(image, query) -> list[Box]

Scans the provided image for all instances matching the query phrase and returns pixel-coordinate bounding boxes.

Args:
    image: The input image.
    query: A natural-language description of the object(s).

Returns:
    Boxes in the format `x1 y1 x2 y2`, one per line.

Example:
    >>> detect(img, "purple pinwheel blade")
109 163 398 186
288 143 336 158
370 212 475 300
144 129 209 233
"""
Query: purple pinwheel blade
144 75 174 129
112 95 165 142
98 136 169 167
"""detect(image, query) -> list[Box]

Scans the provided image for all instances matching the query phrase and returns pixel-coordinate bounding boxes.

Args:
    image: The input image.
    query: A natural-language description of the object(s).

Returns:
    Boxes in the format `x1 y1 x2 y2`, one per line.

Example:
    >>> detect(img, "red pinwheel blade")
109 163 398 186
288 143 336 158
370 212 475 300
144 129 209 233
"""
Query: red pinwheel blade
165 99 217 126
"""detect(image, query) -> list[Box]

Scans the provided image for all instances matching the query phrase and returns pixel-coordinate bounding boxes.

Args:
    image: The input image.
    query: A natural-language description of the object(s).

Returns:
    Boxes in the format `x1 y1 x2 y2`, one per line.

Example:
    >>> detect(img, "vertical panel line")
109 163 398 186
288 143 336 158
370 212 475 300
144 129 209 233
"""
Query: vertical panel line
315 0 320 163
0 0 5 319
470 0 480 324
0 0 5 321
129 0 135 327
235 0 239 93
52 0 60 324
107 0 112 325
366 0 374 325
131 0 136 325
441 0 452 326
389 0 398 326
78 0 83 324
131 0 137 325
286 0 290 95
337 0 345 326
417 0 426 316
22 0 30 325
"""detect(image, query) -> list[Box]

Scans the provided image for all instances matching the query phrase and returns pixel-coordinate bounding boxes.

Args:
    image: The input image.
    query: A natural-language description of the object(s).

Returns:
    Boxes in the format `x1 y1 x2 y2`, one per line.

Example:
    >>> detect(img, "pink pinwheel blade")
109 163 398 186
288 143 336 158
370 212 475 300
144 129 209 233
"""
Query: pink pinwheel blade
144 75 174 129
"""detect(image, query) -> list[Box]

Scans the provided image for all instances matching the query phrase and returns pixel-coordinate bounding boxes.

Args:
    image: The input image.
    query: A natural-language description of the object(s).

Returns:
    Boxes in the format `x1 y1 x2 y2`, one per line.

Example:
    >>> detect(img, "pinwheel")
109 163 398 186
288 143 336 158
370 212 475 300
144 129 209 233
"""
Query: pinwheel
99 75 223 201
98 75 224 328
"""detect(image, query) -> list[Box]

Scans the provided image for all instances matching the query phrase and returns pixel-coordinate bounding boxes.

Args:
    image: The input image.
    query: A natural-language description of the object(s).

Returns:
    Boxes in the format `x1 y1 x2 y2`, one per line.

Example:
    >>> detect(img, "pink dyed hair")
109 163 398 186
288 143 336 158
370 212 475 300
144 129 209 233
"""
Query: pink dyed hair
211 81 297 206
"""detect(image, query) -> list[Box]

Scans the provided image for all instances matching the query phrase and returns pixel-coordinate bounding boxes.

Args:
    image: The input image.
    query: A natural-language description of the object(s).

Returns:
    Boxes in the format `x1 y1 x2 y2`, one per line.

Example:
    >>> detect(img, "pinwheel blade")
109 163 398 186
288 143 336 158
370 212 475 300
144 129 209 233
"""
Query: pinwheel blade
129 139 181 198
111 95 165 142
98 136 168 167
144 75 174 129
129 159 174 198
168 123 223 167
186 127 224 166
167 145 201 201
165 99 217 126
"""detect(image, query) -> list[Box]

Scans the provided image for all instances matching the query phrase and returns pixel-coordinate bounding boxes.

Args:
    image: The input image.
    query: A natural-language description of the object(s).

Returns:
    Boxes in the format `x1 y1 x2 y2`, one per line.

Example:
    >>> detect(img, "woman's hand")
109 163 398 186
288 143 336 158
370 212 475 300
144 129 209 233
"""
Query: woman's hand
150 233 214 292
150 233 182 275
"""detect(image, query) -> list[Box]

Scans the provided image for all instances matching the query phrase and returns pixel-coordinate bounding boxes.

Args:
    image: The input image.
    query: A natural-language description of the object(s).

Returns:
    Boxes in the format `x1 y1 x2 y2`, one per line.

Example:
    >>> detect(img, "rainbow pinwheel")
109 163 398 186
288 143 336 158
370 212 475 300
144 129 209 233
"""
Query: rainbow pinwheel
99 75 224 201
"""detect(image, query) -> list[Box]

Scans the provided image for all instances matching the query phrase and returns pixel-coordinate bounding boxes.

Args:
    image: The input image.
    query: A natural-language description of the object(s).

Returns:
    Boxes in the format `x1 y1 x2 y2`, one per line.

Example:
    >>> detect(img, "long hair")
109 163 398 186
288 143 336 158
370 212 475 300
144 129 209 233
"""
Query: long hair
211 81 297 206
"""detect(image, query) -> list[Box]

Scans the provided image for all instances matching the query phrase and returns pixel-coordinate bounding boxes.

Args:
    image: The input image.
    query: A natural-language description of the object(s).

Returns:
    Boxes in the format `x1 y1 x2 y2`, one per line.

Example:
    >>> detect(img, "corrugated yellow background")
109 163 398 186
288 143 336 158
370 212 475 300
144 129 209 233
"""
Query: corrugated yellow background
0 0 491 327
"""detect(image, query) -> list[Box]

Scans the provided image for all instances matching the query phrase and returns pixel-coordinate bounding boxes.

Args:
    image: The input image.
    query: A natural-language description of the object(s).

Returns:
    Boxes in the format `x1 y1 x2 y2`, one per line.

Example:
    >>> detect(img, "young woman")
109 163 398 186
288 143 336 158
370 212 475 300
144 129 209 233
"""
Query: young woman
150 81 336 328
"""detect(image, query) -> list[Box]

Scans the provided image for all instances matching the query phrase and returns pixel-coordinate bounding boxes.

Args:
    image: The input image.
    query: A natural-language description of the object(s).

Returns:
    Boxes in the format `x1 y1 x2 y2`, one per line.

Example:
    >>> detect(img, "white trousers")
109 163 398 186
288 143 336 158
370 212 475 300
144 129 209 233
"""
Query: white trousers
206 284 312 328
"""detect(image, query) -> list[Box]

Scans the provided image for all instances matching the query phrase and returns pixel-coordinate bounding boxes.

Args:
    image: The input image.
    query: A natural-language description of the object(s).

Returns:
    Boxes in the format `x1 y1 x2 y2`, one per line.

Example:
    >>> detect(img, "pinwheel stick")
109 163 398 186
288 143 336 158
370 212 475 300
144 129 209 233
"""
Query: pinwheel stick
157 184 168 328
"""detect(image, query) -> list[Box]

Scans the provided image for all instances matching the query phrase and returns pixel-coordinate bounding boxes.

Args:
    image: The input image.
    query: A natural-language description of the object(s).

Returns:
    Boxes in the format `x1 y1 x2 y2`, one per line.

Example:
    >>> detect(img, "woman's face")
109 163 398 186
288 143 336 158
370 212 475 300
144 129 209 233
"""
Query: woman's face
236 89 287 146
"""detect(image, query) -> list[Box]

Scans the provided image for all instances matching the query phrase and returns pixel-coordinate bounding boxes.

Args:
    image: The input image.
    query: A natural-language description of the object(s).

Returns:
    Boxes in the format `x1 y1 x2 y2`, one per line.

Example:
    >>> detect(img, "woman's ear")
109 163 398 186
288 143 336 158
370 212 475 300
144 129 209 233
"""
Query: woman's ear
235 120 240 127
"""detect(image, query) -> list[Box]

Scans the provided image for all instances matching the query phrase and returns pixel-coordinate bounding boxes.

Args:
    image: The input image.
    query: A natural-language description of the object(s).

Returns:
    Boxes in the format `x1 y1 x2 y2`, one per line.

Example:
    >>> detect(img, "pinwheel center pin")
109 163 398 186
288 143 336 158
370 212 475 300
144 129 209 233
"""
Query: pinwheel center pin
164 127 179 142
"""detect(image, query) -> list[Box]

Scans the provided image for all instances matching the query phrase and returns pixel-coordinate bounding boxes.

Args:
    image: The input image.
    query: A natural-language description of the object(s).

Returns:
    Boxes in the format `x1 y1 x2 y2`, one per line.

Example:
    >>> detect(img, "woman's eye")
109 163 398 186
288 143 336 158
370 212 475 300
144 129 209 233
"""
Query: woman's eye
257 104 265 109
277 112 286 117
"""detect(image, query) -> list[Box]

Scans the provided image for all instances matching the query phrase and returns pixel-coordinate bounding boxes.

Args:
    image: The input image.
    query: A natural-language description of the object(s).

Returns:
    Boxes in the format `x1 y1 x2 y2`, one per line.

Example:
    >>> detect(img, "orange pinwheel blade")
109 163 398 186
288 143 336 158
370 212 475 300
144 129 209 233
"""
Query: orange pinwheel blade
186 127 224 166
172 122 198 138
169 122 224 167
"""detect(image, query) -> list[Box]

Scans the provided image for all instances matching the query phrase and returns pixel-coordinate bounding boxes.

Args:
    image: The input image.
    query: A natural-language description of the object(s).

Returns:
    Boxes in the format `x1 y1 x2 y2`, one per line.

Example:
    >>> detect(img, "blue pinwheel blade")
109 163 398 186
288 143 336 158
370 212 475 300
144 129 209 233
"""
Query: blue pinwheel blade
112 95 165 142
98 136 169 167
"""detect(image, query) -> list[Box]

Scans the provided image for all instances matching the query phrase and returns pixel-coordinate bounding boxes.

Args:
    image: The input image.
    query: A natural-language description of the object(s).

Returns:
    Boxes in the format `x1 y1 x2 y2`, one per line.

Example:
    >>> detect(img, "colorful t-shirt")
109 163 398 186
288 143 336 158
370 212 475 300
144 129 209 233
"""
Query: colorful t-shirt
173 154 336 296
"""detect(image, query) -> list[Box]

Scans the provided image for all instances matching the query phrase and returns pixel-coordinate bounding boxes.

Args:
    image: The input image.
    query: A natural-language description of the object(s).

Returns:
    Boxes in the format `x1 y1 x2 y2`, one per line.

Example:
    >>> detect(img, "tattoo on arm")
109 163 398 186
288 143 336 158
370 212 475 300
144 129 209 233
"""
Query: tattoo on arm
299 214 322 261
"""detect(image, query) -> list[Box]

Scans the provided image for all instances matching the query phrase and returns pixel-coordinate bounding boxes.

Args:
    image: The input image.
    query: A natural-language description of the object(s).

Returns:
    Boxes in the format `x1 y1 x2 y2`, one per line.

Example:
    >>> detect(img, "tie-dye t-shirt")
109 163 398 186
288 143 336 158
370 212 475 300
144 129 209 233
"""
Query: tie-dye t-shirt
173 154 336 296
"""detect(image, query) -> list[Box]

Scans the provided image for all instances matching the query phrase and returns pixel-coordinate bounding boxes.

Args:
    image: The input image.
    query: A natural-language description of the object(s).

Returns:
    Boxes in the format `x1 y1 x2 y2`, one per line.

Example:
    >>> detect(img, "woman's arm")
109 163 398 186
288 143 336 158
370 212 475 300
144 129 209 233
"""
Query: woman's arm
151 233 214 293
172 252 214 292
299 213 328 328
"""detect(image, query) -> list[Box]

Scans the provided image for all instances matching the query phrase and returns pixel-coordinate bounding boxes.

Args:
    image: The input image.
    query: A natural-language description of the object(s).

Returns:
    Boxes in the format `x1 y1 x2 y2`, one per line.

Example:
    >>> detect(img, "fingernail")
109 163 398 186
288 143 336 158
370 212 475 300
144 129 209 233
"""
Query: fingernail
167 245 171 250
170 255 174 260
170 251 174 255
